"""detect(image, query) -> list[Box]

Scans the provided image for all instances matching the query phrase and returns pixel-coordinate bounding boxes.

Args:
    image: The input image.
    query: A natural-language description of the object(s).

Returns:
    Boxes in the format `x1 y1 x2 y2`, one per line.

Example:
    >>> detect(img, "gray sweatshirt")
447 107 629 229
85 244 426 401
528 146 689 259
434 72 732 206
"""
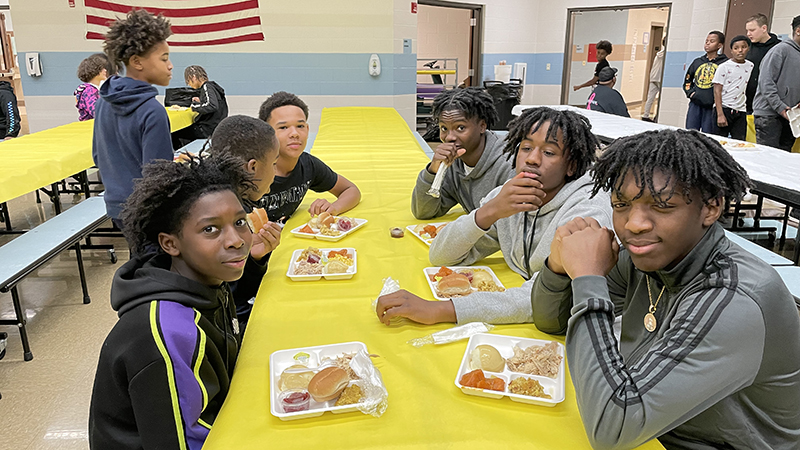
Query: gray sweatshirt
429 172 613 324
532 223 800 449
411 130 515 219
753 38 800 117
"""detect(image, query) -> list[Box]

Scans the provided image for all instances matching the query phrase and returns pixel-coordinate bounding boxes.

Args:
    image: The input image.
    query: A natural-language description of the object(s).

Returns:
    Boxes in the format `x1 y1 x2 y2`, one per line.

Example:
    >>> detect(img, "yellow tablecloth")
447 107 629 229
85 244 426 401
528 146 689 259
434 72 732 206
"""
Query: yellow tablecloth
0 108 196 204
204 107 663 449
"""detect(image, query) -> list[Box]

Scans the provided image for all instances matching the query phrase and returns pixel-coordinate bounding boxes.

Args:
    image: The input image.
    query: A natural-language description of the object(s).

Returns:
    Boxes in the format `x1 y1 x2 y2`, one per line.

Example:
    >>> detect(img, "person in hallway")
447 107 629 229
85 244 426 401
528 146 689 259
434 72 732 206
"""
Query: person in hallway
713 35 753 140
753 15 800 152
573 40 613 92
586 67 630 118
532 129 800 449
745 13 780 115
642 38 665 122
683 31 727 134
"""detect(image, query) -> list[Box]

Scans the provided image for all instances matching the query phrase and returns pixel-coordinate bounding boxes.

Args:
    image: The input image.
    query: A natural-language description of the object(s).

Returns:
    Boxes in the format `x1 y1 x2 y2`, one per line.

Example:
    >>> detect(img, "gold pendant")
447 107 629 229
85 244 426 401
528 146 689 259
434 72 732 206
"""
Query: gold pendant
644 313 657 332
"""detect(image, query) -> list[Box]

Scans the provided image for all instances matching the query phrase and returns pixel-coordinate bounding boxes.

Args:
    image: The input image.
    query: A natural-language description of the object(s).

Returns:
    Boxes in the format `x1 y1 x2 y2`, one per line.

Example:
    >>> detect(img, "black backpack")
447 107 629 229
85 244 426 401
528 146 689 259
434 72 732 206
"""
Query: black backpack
164 87 200 107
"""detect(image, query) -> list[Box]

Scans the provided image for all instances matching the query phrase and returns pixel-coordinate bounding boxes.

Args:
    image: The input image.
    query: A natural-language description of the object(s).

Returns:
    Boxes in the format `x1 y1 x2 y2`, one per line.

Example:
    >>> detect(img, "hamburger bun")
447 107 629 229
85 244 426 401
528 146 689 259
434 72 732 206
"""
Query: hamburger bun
319 212 336 228
307 367 349 402
437 273 472 297
247 208 269 232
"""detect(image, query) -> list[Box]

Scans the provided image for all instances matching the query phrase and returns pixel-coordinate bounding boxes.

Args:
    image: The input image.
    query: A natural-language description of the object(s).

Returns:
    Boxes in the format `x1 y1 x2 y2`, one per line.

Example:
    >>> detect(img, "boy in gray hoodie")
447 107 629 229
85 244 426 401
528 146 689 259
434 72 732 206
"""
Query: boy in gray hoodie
377 107 612 325
753 15 800 151
411 88 515 219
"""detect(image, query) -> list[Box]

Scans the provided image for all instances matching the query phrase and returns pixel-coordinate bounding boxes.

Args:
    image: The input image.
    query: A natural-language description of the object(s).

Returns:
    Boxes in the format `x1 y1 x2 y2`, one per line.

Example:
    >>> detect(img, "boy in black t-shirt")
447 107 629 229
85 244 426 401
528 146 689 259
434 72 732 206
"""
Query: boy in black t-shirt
256 92 361 221
574 40 613 92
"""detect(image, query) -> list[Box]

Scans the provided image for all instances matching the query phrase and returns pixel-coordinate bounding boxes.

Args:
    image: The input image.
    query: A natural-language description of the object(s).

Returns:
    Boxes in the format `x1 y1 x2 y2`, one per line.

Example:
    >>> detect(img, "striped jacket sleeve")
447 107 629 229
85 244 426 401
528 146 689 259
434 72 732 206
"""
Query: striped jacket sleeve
564 270 765 450
128 301 215 450
190 83 219 115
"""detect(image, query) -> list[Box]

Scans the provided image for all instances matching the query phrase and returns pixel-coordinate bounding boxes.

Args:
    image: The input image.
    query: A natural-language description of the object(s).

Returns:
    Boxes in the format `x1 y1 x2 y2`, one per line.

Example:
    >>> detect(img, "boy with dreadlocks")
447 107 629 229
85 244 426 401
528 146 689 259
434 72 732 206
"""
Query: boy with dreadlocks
411 87 515 220
90 153 255 449
532 129 800 449
377 107 612 325
92 9 174 226
172 65 229 149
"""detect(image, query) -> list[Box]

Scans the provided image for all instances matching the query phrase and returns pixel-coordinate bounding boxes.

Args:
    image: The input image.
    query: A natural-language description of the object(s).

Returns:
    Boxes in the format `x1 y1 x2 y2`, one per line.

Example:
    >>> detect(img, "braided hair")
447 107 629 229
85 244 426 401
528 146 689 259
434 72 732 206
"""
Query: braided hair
503 107 599 182
184 65 208 84
591 129 752 205
431 87 499 130
120 153 256 255
103 9 172 72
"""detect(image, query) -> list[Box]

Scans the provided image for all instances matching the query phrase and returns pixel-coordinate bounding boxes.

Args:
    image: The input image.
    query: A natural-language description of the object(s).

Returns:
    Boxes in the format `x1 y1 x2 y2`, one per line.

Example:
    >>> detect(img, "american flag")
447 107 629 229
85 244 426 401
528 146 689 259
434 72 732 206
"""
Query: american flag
84 0 264 47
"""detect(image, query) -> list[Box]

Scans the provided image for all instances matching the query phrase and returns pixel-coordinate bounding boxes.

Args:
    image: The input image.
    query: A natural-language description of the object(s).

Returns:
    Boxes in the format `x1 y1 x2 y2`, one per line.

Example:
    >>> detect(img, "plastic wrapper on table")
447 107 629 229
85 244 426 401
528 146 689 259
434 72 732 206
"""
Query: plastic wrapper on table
426 161 451 198
407 322 495 348
349 350 389 417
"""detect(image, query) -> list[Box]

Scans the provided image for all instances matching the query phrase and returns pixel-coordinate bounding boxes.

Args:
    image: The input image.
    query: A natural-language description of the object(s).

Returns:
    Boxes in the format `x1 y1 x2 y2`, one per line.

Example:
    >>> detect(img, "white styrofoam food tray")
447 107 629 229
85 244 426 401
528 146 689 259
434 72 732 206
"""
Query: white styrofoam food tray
406 222 449 246
423 266 505 301
290 218 367 242
787 107 800 138
269 341 369 421
286 248 357 281
454 333 566 407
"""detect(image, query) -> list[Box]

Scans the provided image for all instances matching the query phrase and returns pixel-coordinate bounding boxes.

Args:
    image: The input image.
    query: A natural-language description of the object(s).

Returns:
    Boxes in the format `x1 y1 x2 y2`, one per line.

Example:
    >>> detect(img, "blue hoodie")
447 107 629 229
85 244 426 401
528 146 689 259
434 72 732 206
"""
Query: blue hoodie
92 75 173 219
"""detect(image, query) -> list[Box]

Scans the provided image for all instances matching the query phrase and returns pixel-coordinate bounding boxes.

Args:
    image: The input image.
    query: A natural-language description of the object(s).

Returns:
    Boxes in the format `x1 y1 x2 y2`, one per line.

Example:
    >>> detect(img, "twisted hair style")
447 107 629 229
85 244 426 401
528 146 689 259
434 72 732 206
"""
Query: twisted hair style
431 87 499 130
184 65 208 83
591 129 752 206
502 107 599 182
103 9 172 71
120 153 256 255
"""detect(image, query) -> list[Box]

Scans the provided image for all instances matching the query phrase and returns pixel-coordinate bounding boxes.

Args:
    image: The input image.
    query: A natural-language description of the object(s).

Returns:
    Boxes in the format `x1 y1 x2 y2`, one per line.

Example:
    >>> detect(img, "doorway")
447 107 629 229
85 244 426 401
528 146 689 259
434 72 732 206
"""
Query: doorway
562 4 671 120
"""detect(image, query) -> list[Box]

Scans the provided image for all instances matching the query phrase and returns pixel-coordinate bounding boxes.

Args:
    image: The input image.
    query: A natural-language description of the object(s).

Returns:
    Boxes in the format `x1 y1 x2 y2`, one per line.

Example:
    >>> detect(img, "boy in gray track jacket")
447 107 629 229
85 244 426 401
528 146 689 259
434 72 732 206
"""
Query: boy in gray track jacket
377 107 612 325
411 88 515 219
533 129 800 449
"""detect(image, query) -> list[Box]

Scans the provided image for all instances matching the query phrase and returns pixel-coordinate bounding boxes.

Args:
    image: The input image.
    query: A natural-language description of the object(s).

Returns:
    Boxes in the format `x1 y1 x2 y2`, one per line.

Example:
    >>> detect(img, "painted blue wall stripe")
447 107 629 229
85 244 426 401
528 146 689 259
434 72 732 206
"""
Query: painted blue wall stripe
18 51 417 97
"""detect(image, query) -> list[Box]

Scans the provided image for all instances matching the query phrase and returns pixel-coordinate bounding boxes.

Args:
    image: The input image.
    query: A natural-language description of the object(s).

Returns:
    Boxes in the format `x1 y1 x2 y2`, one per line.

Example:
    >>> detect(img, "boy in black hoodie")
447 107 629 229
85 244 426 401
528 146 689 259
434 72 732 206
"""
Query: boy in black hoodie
683 31 727 134
171 65 228 149
92 10 174 226
89 153 258 450
745 13 781 114
0 80 21 139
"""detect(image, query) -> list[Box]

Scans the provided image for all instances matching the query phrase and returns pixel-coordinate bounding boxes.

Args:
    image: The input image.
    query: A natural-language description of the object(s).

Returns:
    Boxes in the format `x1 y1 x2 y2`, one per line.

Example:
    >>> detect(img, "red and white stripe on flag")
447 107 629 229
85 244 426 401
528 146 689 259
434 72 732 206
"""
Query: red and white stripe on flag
84 0 264 47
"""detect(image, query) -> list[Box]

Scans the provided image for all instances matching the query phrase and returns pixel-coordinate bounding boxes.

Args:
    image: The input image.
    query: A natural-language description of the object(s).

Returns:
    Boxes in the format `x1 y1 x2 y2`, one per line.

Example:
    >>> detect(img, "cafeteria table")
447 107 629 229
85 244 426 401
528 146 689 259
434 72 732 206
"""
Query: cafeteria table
203 107 664 449
0 108 196 205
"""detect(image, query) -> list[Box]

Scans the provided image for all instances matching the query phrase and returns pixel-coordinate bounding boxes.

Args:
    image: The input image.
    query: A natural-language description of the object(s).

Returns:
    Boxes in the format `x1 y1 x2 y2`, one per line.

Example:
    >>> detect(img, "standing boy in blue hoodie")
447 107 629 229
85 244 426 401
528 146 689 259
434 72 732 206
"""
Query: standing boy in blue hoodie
92 9 174 228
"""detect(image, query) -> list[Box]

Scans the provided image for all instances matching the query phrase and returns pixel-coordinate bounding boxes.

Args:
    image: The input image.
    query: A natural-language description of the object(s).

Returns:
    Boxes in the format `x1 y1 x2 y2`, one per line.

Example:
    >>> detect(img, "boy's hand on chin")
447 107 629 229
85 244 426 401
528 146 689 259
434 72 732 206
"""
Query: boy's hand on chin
553 217 619 279
250 222 282 260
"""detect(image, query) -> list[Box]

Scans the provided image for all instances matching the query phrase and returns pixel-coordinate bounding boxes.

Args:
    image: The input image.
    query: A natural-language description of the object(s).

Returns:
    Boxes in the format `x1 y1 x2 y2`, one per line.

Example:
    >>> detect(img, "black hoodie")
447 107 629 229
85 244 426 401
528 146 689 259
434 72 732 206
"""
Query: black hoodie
746 33 781 113
190 80 228 137
89 253 240 450
683 53 728 108
0 80 20 138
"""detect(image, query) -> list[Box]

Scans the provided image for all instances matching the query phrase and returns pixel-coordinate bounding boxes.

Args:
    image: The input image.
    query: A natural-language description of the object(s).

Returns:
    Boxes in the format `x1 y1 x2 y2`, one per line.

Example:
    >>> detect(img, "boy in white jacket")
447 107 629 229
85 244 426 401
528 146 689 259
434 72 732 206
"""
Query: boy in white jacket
376 107 613 325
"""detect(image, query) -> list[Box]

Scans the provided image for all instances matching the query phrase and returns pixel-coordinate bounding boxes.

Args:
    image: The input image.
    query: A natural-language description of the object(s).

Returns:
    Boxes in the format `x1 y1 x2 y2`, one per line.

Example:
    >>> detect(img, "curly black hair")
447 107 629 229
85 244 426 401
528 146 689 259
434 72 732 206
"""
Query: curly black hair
184 65 208 84
211 115 278 162
120 153 256 255
597 40 613 54
503 107 598 182
431 87 499 130
258 91 309 122
103 9 172 71
591 129 752 206
77 53 111 82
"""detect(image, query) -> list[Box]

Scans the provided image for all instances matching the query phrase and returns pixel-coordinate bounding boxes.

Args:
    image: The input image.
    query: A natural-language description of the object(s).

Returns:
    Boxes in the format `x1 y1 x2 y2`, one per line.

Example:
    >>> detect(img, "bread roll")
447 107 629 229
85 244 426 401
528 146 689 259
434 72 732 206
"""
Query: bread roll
247 208 269 232
437 273 472 296
319 212 335 228
470 345 505 372
307 367 349 402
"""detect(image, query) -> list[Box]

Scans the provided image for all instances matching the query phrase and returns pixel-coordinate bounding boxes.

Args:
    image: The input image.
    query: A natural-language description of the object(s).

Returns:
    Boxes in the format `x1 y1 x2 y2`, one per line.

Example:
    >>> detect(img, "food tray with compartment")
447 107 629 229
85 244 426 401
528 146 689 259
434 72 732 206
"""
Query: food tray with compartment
423 266 505 301
290 217 368 242
286 247 357 281
406 222 449 246
270 341 370 421
454 333 566 407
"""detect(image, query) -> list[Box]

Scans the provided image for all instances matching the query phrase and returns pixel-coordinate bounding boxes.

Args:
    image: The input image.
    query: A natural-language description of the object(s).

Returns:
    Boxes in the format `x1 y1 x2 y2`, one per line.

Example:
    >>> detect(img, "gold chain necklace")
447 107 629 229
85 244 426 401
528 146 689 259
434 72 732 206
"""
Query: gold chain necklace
644 277 666 332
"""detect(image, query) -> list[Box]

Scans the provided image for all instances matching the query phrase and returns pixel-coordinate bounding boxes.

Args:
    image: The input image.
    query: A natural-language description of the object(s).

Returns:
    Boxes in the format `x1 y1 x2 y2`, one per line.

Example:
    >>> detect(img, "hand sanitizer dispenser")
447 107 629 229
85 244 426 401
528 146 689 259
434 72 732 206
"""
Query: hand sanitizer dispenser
369 54 381 77
26 53 42 77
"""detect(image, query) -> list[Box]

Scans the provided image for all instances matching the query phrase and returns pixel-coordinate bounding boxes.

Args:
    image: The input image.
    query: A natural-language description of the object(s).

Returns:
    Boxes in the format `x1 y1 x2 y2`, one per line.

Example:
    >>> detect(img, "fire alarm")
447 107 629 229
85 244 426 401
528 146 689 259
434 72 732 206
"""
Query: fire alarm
411 2 417 13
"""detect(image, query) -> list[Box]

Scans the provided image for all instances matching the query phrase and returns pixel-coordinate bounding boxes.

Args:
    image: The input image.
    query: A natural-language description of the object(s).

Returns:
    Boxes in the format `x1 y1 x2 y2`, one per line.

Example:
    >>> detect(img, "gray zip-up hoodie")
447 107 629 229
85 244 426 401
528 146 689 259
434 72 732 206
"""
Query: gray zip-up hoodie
532 223 800 449
411 130 515 219
429 172 612 324
753 38 800 117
